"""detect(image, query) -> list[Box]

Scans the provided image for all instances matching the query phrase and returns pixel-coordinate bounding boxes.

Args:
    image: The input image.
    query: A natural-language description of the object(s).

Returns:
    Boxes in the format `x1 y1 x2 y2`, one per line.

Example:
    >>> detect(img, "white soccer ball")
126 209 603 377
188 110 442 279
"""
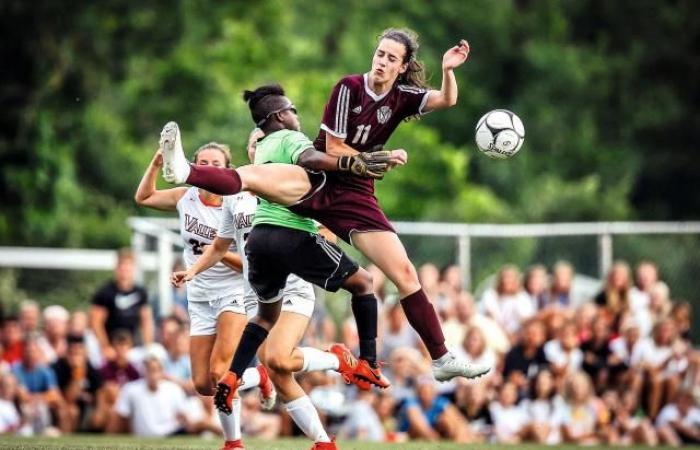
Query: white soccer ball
474 109 525 159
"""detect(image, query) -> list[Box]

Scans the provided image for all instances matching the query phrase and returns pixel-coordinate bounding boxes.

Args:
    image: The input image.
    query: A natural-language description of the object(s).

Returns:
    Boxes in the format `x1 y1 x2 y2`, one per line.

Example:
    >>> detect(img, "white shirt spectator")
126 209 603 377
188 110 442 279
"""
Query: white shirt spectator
114 378 188 436
544 340 583 373
655 404 700 429
521 396 567 444
0 399 20 433
631 338 673 368
341 397 384 441
479 289 535 334
489 401 529 442
609 336 638 366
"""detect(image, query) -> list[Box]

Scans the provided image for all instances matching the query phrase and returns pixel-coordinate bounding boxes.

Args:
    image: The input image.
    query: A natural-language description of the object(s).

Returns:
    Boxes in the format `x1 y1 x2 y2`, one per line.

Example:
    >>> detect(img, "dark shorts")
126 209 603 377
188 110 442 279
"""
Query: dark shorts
290 173 395 244
245 224 359 301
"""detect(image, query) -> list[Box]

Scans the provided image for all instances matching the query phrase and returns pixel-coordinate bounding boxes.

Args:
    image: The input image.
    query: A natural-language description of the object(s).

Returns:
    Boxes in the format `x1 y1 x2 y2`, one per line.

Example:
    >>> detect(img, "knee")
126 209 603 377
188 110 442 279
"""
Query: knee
395 260 419 287
194 377 213 396
264 353 294 374
345 268 374 295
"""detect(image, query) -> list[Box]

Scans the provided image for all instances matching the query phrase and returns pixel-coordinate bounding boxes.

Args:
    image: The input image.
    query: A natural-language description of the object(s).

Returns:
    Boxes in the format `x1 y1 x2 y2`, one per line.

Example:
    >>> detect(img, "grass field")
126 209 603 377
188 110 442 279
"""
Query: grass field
0 436 693 450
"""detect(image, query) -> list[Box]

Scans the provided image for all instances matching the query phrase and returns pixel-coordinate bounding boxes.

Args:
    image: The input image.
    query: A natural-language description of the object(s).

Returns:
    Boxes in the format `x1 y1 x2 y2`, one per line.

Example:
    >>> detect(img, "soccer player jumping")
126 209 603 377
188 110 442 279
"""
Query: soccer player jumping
161 29 490 383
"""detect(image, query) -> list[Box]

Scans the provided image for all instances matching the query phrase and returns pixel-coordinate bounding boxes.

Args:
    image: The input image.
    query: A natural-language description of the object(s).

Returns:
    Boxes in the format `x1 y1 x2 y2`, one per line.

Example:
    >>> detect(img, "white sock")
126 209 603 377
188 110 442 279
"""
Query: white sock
239 366 261 391
284 395 330 443
433 351 452 365
218 398 241 441
300 347 339 372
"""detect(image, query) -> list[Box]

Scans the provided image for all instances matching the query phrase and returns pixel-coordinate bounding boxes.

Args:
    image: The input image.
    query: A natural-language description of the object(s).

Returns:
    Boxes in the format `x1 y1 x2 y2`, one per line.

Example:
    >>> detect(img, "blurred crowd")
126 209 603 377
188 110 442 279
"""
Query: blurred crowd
1 255 699 446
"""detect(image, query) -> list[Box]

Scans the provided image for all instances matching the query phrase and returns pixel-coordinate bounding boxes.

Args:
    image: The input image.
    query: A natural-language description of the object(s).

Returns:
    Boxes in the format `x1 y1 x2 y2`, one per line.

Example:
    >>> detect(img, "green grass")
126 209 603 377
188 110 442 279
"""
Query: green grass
0 436 695 450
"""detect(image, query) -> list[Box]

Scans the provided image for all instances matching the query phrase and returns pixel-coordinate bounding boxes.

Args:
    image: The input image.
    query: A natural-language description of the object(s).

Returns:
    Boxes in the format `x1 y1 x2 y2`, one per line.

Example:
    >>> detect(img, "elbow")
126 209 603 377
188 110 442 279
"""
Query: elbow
134 193 147 206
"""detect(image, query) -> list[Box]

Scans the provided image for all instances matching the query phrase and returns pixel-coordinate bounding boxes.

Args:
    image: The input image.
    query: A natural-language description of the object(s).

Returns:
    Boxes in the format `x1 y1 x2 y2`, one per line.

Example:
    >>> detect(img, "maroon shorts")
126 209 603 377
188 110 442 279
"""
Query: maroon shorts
290 172 395 244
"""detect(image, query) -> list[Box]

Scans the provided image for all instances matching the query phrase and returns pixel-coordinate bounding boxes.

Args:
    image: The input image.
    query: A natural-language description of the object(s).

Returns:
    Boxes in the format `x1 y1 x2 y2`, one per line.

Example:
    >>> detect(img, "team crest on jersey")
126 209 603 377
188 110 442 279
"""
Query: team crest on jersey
377 106 392 124
352 105 362 114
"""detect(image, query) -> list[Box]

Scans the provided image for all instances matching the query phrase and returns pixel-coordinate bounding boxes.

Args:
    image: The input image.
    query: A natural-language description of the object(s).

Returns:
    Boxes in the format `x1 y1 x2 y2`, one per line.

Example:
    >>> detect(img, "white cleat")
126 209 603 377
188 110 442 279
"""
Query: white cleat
159 121 190 184
431 353 491 382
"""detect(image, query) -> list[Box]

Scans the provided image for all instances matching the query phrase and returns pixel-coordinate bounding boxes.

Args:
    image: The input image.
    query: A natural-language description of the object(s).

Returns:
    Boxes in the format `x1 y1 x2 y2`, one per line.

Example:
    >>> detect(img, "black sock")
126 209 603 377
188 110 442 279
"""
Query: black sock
229 322 268 378
351 294 378 366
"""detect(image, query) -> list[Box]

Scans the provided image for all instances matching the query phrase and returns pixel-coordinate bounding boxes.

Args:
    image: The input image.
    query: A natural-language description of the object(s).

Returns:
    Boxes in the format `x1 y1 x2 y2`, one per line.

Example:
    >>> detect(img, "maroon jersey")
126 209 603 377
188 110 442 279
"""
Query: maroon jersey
313 73 429 194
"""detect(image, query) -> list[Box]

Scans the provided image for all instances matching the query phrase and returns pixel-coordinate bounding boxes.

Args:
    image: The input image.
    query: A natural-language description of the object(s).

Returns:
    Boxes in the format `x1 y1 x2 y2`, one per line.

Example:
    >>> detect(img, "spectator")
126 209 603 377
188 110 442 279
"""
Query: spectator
524 264 549 310
633 319 687 418
99 330 140 387
631 261 659 308
340 390 384 441
90 249 153 361
0 373 20 434
581 314 614 390
108 356 191 437
521 370 565 444
375 392 401 442
442 291 509 354
560 372 612 444
453 381 491 442
489 381 530 444
1 316 23 365
544 321 583 385
379 303 420 362
11 334 67 434
163 329 192 393
670 301 692 344
68 311 103 370
398 375 470 442
452 327 496 382
18 301 40 335
549 261 574 308
656 390 700 446
240 391 281 439
439 264 463 295
480 265 535 336
503 319 548 395
613 390 658 446
38 305 69 364
52 335 103 432
595 261 632 331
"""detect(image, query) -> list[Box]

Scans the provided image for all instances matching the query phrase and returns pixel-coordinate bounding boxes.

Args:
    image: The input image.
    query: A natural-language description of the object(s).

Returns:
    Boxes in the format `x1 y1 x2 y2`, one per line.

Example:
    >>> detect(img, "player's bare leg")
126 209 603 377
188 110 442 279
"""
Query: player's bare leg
351 231 490 381
160 121 311 205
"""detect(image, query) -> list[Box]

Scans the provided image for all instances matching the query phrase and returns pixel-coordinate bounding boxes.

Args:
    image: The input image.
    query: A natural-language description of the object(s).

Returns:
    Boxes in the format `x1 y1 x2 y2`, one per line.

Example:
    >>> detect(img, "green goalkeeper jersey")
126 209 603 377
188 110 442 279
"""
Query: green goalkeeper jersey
251 129 318 234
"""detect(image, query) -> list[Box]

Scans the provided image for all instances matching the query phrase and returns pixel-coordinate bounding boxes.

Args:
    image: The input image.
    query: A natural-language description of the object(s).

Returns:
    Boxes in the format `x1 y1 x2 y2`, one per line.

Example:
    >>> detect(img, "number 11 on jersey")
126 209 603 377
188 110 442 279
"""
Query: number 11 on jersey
351 124 371 145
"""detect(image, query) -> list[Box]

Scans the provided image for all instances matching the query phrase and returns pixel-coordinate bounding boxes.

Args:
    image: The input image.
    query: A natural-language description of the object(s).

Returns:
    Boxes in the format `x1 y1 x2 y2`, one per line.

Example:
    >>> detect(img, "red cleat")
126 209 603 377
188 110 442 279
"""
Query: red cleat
352 359 391 390
220 439 245 450
310 437 338 449
215 371 240 415
256 364 276 410
329 343 360 385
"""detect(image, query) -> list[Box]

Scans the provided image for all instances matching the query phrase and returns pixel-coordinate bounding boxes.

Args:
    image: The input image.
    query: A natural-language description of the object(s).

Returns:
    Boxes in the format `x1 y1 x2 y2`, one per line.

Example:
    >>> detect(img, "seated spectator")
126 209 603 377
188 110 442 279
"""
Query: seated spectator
398 375 470 442
163 329 192 393
613 390 658 446
0 373 20 434
452 327 496 382
560 372 613 444
632 318 687 418
340 390 384 442
595 261 632 332
19 301 40 336
480 265 535 336
439 264 463 296
385 348 425 406
648 281 672 322
11 334 67 434
524 264 548 310
240 391 281 440
442 291 509 354
573 302 597 343
68 311 103 370
656 390 700 446
375 392 401 442
52 335 103 432
1 316 23 365
38 305 69 364
99 330 140 386
502 319 548 396
630 261 659 336
608 317 643 387
379 303 420 362
548 261 574 308
581 314 613 391
489 381 530 444
108 355 195 437
453 381 491 442
521 370 565 444
669 301 692 344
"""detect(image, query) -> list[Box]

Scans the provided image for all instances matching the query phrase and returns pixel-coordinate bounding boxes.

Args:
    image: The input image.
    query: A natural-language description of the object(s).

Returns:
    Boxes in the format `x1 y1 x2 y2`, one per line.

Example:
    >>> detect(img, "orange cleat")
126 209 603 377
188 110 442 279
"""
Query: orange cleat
329 343 360 385
352 359 391 390
215 371 240 415
310 437 338 449
220 439 245 450
256 364 276 410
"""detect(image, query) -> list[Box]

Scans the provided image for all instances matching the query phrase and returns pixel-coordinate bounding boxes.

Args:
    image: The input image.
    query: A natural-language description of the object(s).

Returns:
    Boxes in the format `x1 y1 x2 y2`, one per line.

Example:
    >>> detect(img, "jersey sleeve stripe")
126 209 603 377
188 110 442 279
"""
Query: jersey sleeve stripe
418 91 431 115
335 85 350 135
320 123 347 139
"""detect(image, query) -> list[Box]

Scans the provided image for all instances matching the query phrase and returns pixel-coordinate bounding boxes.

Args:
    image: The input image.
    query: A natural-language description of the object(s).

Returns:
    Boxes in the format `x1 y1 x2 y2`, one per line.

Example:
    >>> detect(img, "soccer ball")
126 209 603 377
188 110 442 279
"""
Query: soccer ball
475 109 525 159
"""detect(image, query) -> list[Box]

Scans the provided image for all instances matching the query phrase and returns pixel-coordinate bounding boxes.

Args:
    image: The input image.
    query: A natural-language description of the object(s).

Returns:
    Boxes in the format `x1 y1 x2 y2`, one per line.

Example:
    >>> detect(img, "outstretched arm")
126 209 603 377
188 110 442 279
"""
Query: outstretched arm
424 40 470 112
135 150 187 210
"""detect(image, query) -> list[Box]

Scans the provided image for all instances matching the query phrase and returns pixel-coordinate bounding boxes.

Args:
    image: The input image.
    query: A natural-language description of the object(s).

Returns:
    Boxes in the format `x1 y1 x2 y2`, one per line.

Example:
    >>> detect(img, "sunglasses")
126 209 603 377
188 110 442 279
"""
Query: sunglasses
256 103 297 127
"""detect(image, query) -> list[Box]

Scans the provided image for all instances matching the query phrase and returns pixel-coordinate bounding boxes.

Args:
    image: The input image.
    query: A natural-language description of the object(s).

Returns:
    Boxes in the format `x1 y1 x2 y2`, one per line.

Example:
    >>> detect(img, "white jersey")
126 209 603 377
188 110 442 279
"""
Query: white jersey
176 187 242 302
218 192 315 305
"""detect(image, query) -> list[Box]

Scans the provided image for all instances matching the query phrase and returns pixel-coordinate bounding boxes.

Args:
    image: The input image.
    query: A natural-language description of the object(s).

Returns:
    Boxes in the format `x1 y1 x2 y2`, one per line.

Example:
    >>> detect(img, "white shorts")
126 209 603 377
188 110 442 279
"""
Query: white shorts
188 295 250 336
280 294 315 318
